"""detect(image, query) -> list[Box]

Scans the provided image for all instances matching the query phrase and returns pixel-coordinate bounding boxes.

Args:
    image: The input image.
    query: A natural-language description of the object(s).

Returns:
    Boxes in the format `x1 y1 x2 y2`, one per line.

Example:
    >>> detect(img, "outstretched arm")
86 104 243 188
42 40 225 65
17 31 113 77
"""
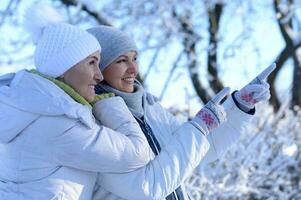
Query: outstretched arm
198 64 276 168
93 89 230 200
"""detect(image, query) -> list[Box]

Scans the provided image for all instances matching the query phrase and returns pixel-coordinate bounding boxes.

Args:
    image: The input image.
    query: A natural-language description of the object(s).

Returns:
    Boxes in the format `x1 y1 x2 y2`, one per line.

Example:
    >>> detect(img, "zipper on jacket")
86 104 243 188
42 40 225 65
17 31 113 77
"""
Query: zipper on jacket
135 116 160 155
135 116 182 200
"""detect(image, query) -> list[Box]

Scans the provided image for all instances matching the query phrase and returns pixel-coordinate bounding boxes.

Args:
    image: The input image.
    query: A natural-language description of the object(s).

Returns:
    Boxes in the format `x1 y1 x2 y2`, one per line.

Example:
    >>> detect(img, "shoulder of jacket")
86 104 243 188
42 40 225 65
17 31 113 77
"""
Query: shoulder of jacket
145 92 159 105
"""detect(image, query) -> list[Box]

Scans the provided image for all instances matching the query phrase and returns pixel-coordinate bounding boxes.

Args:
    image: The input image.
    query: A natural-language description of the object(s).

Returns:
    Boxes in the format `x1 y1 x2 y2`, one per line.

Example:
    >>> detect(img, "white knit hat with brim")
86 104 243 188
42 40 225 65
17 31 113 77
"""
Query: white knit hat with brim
24 4 101 78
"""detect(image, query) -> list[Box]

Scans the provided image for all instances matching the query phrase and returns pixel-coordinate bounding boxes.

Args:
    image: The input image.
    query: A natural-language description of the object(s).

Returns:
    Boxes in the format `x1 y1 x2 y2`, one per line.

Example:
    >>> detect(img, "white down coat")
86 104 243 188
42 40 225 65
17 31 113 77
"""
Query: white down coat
93 90 253 199
0 70 153 200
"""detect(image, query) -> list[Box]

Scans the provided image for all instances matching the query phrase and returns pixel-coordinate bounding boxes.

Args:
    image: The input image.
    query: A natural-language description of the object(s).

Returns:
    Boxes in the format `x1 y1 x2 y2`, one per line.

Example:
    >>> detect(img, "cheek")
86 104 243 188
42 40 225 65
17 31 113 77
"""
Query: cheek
104 65 124 77
66 71 89 90
103 70 120 83
77 68 93 82
104 77 119 88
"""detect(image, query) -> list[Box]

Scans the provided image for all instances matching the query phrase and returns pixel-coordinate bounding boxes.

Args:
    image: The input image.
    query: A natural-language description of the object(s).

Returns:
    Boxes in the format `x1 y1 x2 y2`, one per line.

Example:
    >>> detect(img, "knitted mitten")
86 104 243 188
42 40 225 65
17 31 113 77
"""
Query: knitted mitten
234 63 276 112
191 87 230 136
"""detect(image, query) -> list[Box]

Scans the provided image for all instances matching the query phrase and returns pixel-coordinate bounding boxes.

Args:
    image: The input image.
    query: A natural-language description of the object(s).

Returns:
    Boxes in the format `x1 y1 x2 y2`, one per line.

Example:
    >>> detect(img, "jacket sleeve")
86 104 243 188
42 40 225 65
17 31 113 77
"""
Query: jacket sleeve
196 94 254 169
93 95 253 199
51 96 152 173
161 94 253 169
94 123 210 200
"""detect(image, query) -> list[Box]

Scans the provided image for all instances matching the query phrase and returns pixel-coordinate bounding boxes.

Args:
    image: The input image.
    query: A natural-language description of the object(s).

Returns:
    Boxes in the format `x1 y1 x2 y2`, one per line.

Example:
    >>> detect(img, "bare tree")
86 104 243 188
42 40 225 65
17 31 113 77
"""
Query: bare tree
1 0 301 111
268 0 301 111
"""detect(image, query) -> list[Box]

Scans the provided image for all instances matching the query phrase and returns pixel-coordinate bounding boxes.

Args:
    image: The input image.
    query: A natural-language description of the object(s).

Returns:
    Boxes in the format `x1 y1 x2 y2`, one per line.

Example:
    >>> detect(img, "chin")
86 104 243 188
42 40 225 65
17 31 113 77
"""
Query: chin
117 87 131 93
125 88 134 93
85 95 95 103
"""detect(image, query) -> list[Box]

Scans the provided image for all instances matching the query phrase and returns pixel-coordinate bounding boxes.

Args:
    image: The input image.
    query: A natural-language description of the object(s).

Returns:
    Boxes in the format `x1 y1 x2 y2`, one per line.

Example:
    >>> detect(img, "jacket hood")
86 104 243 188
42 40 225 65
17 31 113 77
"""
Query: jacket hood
0 70 95 143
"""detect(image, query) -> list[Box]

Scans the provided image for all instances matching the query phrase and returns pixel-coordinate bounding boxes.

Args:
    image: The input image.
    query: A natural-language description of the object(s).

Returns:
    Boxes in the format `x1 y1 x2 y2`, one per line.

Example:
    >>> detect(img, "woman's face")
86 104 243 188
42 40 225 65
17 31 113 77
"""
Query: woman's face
102 51 138 93
60 51 102 102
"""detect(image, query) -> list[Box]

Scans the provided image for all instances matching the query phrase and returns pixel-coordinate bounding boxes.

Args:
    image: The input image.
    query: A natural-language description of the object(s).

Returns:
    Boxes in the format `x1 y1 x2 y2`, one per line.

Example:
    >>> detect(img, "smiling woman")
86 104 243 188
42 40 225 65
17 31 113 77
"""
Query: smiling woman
87 25 274 200
0 4 153 200
102 51 138 93
59 51 103 102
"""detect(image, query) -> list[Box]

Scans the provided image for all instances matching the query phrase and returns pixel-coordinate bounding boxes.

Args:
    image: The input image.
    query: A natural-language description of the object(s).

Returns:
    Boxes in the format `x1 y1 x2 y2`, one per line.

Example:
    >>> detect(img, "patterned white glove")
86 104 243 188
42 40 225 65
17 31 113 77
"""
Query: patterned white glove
191 87 230 136
234 63 276 112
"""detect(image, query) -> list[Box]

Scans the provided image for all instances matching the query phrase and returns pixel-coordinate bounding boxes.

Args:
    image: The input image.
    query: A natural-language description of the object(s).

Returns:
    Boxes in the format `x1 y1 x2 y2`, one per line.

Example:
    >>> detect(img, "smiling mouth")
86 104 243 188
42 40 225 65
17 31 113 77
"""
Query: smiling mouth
122 77 135 83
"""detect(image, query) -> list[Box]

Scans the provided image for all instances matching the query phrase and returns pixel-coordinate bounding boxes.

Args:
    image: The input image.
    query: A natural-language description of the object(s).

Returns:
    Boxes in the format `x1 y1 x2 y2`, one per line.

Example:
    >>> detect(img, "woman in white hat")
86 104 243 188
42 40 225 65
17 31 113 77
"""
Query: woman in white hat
88 26 274 200
0 5 153 200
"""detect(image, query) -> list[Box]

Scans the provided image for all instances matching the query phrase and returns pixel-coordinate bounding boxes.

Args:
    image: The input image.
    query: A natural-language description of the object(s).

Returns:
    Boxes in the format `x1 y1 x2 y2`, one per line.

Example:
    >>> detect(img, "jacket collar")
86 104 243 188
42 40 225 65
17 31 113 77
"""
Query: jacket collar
0 70 95 129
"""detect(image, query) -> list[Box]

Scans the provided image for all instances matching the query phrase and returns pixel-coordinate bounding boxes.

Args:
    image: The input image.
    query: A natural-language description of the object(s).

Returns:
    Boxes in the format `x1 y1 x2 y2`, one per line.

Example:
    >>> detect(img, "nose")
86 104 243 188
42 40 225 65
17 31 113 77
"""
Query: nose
127 61 138 75
94 66 103 83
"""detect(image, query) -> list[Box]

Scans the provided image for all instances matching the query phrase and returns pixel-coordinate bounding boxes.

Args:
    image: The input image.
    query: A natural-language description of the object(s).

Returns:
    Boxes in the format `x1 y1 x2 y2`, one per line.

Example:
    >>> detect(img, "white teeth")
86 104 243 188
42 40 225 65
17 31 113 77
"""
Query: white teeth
123 77 134 81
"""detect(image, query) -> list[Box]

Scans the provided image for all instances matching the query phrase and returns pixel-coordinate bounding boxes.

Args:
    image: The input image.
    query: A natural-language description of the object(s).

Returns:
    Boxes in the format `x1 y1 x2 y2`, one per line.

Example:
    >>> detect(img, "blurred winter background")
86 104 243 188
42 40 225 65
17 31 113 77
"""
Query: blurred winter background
1 0 301 199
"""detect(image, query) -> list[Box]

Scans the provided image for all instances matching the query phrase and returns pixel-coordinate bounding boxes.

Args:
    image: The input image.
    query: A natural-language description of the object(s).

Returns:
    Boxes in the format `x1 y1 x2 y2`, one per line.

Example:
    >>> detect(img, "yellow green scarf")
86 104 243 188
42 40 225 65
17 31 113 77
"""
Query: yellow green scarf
29 69 114 107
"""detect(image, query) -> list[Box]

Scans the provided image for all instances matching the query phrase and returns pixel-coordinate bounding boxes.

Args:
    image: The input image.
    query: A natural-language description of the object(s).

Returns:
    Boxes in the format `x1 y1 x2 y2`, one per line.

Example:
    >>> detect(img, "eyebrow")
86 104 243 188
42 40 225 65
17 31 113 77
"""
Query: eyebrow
118 53 138 59
89 55 99 61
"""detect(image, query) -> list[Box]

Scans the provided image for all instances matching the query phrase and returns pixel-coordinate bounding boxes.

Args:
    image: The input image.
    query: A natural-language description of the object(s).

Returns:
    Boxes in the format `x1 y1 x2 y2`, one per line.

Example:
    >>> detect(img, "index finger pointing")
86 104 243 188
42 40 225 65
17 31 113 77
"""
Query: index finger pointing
257 63 276 81
211 87 231 104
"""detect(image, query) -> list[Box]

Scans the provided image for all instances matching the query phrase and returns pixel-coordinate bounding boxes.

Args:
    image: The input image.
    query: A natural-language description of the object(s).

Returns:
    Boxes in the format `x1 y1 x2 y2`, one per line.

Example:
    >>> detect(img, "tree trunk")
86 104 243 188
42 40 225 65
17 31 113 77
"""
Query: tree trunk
207 3 224 93
173 9 212 103
292 49 301 109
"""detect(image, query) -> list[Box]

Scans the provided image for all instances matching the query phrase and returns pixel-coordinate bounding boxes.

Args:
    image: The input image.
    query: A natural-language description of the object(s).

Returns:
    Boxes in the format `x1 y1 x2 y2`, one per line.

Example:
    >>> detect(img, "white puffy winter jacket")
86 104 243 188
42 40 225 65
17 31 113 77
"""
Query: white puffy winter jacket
0 70 153 200
92 91 253 200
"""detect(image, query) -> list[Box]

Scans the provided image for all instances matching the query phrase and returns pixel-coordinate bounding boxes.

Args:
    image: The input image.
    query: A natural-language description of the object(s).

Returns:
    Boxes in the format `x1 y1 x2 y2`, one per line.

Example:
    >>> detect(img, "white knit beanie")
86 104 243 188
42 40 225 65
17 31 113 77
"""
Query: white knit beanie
24 4 101 78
